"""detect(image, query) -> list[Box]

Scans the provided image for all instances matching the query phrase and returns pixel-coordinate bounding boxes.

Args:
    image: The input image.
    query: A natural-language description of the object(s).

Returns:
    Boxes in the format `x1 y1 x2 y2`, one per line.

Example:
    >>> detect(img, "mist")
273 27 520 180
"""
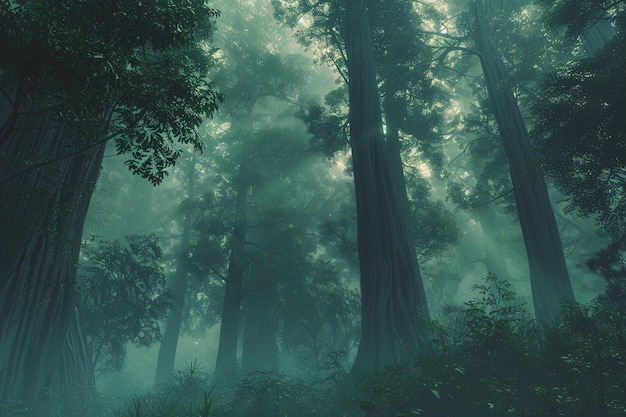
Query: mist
1 0 624 416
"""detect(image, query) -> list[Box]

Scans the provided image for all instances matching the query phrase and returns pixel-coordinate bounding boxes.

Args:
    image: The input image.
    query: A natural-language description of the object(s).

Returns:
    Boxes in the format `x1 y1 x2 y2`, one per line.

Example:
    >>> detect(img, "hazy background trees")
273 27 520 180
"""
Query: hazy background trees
2 0 625 415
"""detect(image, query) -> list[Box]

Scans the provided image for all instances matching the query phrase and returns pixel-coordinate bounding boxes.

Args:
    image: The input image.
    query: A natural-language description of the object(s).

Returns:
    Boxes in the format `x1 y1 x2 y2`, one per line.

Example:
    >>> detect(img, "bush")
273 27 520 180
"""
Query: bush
109 274 626 417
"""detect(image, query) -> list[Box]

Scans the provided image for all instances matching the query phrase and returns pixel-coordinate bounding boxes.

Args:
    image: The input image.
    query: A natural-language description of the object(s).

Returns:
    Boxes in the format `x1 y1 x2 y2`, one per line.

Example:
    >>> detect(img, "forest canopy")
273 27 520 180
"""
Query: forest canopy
1 0 625 416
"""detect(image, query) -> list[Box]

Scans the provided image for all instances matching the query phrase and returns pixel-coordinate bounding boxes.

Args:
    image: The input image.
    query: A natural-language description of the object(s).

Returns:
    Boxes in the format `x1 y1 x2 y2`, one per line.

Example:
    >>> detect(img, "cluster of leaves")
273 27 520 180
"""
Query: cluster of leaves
532 29 626 240
0 0 223 184
297 92 348 163
531 0 626 245
220 371 324 417
537 0 624 39
280 259 361 371
78 234 173 375
541 301 626 417
587 241 626 307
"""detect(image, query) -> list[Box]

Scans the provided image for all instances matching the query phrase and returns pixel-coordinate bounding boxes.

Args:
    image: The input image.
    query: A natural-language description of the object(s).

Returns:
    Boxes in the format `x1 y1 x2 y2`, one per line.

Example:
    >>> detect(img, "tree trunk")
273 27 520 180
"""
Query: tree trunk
472 0 575 324
344 0 430 370
0 99 103 408
214 141 251 380
241 264 279 374
155 155 196 385
382 70 431 318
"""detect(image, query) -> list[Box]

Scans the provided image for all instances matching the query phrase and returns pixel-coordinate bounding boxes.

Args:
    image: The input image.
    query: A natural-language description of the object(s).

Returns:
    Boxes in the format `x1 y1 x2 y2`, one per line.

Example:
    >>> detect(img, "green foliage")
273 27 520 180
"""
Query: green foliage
297 95 348 162
280 260 361 370
346 275 626 417
537 0 625 39
222 371 324 417
0 0 223 185
116 360 214 417
587 241 626 307
346 275 537 417
79 234 172 374
460 273 536 375
532 2 626 240
103 274 626 417
407 174 460 259
541 301 626 416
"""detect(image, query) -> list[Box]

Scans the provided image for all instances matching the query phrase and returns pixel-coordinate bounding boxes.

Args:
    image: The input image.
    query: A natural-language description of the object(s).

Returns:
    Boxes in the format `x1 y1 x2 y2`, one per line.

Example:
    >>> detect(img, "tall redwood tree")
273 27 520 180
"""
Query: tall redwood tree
344 0 430 369
0 1 221 409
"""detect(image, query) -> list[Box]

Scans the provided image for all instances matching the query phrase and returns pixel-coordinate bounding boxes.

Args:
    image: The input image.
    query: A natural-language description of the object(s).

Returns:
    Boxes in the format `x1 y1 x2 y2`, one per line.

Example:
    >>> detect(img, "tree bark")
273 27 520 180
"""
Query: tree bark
382 69 431 319
155 154 196 385
0 98 103 407
472 0 575 325
344 0 430 370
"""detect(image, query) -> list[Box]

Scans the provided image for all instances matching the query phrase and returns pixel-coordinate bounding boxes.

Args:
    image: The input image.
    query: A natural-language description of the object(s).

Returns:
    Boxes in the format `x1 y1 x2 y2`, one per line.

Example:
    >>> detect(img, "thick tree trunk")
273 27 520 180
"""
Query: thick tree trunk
472 0 575 324
382 72 431 318
344 0 430 370
214 141 251 380
0 99 103 408
155 155 196 385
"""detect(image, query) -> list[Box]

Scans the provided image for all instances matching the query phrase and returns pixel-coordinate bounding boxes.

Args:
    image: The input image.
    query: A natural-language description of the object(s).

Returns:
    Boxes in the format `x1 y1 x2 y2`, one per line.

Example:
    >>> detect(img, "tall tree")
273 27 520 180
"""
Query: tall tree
210 0 310 379
0 1 221 409
272 0 434 368
155 154 197 385
470 0 575 324
343 0 431 369
214 140 251 380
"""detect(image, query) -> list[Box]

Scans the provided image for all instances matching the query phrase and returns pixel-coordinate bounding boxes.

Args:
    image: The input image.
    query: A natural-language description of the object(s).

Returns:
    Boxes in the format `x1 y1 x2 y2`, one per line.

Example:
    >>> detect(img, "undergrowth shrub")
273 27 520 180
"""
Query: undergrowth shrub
541 301 626 417
222 370 322 417
346 274 626 417
108 274 626 417
115 359 212 417
345 274 541 417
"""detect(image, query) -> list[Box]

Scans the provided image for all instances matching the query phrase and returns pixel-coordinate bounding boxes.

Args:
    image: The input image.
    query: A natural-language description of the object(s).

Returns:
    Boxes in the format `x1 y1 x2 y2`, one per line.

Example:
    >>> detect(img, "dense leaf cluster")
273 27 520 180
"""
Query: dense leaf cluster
78 234 173 375
532 29 626 240
537 0 625 38
0 0 223 184
587 240 626 307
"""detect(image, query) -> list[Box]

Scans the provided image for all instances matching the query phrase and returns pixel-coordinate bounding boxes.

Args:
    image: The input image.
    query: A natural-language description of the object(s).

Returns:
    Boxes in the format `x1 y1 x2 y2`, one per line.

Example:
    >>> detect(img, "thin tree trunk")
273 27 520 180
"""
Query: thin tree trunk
155 154 196 385
0 99 103 407
344 0 430 370
472 0 575 324
214 141 251 380
240 263 279 374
